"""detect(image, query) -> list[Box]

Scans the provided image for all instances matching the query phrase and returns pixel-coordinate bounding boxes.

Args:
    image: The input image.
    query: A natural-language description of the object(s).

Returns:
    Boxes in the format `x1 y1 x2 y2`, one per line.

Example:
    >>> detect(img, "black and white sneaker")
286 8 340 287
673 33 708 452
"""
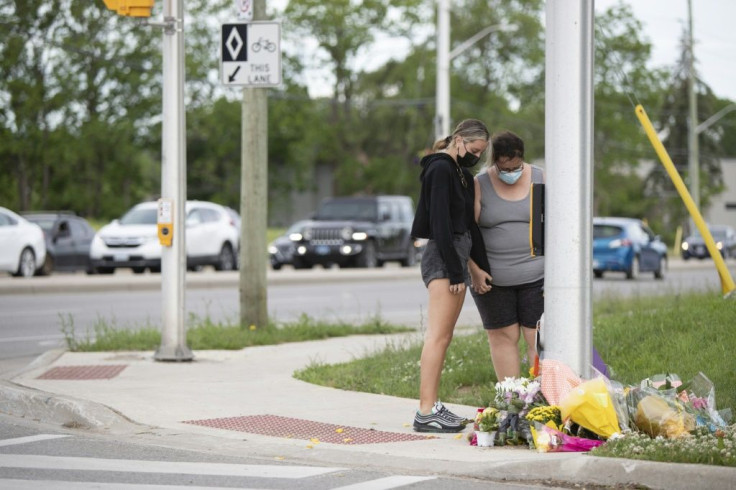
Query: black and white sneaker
433 401 472 424
413 405 467 433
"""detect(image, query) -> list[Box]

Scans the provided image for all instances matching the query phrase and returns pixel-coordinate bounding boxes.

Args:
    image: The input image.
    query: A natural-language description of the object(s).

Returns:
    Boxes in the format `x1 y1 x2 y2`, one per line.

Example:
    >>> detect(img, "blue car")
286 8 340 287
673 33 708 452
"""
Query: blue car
593 217 668 280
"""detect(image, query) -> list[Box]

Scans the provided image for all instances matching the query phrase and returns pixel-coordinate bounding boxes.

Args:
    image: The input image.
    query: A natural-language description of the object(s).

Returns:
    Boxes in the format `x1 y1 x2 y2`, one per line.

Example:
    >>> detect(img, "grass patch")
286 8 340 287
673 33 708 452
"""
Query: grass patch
297 291 735 412
60 313 412 352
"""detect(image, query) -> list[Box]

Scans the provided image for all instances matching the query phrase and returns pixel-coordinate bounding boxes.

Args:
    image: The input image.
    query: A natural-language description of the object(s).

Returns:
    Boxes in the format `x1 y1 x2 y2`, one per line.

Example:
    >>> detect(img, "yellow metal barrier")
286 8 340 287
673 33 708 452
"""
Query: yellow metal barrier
634 104 735 298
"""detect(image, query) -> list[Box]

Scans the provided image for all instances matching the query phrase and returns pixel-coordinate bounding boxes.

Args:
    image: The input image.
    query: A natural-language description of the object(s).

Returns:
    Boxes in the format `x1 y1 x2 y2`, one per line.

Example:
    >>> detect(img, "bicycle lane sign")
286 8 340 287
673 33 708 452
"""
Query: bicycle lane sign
220 21 281 87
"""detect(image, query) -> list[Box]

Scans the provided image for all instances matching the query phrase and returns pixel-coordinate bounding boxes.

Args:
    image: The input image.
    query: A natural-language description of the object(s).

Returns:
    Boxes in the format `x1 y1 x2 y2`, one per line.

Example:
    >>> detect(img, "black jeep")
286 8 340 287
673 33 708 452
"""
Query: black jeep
290 195 419 269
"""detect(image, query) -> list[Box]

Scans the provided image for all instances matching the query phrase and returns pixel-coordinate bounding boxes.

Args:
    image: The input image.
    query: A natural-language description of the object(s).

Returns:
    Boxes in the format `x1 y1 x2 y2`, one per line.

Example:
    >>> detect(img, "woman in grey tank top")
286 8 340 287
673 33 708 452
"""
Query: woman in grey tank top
468 131 545 382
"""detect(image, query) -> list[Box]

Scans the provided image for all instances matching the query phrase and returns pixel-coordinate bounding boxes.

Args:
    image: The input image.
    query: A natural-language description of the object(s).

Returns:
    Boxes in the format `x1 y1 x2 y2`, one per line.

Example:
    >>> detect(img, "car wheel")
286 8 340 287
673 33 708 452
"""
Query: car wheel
356 241 377 268
625 255 640 280
400 242 417 267
39 254 54 276
272 263 282 270
654 256 666 280
132 267 146 274
593 270 603 279
94 266 114 275
13 247 36 278
214 243 235 271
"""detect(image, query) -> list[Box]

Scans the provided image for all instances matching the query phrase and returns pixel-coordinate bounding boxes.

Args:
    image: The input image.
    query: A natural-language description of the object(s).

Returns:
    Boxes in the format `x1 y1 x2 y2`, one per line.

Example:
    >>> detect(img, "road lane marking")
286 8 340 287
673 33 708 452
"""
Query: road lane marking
0 435 70 447
0 481 256 490
333 476 437 489
0 454 343 478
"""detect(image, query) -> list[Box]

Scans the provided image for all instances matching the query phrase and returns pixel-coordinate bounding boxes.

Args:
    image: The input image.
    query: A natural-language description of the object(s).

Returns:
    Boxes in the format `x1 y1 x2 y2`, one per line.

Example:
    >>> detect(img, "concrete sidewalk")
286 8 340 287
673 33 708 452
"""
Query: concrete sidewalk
2 332 734 489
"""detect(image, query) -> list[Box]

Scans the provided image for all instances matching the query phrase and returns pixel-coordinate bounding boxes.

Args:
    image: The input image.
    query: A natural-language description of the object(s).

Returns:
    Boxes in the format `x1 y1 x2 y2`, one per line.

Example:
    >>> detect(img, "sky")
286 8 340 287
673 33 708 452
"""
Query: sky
595 0 736 102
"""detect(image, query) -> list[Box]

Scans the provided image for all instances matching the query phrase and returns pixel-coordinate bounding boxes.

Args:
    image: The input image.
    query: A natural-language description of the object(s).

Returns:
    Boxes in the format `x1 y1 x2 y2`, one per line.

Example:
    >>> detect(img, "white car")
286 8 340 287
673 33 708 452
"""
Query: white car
89 200 240 274
0 206 47 278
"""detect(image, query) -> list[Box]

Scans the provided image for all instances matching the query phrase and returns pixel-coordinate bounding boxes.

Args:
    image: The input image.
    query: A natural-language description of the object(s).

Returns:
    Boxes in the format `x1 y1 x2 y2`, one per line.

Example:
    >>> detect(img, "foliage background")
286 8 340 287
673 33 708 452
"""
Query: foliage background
1 0 734 243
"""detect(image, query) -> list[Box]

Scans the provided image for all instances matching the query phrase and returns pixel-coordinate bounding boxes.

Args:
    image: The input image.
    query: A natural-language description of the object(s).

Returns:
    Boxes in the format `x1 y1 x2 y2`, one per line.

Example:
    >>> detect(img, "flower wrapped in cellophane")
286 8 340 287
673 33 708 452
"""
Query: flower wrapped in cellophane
626 381 695 439
675 372 731 433
559 377 621 439
530 422 605 453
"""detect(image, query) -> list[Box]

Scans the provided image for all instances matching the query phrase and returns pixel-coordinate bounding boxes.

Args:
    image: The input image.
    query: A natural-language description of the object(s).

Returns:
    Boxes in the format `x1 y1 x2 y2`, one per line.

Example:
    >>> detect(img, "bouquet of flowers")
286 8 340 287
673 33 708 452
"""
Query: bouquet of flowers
492 377 546 446
676 372 731 433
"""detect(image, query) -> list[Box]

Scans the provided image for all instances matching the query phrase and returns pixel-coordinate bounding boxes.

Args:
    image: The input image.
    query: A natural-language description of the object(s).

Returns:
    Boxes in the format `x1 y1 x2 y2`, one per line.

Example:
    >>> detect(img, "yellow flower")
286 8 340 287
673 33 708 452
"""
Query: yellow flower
249 324 257 331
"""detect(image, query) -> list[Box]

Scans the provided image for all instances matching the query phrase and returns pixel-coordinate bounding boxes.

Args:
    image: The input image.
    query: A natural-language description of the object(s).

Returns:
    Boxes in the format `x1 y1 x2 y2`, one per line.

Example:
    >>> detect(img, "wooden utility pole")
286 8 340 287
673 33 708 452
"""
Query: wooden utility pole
239 0 269 329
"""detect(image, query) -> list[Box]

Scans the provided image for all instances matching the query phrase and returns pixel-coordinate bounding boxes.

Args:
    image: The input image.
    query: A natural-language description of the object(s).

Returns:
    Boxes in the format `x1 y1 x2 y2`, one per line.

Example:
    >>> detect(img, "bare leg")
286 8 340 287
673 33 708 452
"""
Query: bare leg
418 279 465 414
486 323 521 381
521 326 538 370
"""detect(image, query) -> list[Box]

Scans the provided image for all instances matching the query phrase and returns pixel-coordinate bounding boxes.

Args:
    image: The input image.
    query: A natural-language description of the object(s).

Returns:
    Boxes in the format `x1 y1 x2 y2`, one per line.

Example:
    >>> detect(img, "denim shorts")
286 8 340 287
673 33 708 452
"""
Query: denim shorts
420 231 471 287
471 278 544 329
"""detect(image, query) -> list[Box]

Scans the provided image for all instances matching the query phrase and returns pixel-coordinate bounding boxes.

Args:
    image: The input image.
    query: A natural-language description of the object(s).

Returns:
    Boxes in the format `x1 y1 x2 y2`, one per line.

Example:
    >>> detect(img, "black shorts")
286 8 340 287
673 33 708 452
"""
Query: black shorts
471 278 544 330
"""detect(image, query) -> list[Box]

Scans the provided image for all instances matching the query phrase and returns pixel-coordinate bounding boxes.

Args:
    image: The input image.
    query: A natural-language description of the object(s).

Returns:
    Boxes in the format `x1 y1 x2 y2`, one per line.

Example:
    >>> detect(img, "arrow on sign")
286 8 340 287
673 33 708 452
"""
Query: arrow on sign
228 66 241 82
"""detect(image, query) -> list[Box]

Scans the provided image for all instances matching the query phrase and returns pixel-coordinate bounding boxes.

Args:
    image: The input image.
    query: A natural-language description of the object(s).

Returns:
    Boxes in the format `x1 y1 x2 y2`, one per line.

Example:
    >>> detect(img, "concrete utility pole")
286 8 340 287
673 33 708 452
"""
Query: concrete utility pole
155 0 193 361
544 1 594 378
239 0 269 329
687 0 700 231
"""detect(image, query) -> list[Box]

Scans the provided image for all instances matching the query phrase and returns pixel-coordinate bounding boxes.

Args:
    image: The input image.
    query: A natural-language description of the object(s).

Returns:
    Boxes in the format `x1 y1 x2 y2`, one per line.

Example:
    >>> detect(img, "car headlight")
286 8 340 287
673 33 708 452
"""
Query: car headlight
682 242 689 251
268 245 278 254
340 227 353 240
716 241 723 250
351 231 368 241
289 232 303 241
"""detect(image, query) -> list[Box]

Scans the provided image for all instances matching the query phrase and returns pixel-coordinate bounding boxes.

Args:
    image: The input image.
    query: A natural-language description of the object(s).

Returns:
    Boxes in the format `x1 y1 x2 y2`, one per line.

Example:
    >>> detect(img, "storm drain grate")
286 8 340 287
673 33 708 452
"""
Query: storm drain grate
182 414 436 445
37 365 128 380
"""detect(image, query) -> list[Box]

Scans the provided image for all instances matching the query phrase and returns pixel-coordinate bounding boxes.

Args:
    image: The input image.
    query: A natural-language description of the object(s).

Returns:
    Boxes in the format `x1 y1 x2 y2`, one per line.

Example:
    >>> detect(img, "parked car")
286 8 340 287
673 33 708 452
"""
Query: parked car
21 211 95 275
89 200 240 274
0 206 46 278
289 195 418 269
681 224 736 260
592 217 668 280
268 220 311 270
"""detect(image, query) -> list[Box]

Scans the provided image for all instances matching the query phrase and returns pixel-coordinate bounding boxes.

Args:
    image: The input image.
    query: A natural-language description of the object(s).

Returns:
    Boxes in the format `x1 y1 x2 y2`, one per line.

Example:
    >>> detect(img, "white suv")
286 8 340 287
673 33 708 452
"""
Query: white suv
90 201 239 274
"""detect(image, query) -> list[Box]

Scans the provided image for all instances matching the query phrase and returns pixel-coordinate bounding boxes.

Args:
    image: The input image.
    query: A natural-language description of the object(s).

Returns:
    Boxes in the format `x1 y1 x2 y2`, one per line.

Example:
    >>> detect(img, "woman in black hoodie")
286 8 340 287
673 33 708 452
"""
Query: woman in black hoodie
410 119 493 433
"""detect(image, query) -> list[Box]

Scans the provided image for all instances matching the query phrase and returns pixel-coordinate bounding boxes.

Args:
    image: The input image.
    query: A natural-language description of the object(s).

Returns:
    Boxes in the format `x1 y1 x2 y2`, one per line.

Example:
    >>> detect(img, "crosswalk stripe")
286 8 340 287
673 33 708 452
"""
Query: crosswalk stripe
0 435 70 447
0 454 342 479
332 476 437 490
0 480 268 490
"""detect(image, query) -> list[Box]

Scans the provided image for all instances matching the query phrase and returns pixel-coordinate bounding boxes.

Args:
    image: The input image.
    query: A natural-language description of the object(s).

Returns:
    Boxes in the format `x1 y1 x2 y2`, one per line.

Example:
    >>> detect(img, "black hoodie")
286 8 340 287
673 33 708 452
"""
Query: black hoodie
411 152 490 284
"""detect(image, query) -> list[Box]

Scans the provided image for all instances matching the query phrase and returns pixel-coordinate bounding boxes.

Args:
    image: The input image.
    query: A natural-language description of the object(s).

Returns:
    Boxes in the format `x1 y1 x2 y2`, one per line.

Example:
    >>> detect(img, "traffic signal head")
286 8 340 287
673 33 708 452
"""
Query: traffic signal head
102 0 155 17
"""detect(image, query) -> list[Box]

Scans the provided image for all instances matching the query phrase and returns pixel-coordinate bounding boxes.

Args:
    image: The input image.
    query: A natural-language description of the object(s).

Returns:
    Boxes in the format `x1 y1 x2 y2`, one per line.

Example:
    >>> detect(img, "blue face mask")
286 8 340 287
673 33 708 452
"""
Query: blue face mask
498 168 522 184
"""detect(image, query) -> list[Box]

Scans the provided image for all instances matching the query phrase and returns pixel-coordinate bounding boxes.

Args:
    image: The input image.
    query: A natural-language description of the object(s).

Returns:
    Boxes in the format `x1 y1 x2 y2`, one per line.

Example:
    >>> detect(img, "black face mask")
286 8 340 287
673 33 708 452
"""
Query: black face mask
457 141 480 168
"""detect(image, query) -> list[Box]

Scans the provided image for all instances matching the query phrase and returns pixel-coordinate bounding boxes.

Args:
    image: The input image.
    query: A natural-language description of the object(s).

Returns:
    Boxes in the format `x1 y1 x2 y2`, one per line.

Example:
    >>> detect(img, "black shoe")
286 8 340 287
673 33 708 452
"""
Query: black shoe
413 406 467 433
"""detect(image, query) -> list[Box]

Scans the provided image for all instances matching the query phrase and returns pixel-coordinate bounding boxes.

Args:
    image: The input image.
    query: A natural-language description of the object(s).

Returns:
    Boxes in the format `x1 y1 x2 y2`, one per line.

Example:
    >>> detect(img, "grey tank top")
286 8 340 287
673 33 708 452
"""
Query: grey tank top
476 165 544 286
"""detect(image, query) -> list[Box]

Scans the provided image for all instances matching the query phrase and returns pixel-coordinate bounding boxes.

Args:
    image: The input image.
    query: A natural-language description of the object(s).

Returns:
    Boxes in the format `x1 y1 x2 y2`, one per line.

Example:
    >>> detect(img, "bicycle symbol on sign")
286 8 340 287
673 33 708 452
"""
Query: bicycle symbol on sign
251 37 276 53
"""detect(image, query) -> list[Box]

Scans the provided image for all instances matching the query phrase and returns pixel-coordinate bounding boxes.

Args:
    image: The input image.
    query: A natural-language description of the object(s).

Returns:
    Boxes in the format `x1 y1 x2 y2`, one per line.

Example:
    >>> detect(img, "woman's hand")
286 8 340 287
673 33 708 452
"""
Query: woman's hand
468 260 492 294
450 282 466 295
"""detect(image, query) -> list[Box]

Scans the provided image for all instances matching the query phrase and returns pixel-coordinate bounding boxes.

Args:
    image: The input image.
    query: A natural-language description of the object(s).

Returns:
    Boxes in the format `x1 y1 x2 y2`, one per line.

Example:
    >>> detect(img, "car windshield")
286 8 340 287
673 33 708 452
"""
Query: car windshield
25 217 55 231
691 228 726 240
120 208 157 225
315 201 377 221
593 224 623 239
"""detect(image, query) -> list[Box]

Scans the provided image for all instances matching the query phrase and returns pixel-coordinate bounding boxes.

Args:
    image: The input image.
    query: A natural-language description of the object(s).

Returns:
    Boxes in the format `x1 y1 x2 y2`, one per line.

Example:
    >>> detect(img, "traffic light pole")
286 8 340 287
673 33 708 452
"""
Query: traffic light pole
155 0 193 361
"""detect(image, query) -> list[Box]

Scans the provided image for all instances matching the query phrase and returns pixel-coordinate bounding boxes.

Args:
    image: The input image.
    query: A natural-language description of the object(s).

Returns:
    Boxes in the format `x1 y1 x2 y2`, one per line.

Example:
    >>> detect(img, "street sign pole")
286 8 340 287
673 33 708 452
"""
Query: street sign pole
155 0 193 361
